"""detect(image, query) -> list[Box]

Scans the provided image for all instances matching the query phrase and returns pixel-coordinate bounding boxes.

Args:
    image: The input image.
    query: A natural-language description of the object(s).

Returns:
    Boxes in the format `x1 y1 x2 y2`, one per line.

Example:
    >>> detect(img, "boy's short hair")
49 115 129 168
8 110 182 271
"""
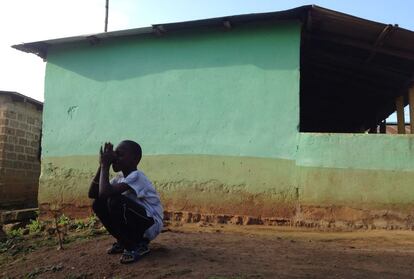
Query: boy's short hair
122 140 142 162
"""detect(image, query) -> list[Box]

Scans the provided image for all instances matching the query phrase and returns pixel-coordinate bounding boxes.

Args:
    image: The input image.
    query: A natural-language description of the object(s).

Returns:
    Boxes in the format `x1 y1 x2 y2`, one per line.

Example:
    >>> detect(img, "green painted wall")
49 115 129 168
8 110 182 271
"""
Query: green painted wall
39 18 414 222
43 23 300 159
297 133 414 207
40 22 301 216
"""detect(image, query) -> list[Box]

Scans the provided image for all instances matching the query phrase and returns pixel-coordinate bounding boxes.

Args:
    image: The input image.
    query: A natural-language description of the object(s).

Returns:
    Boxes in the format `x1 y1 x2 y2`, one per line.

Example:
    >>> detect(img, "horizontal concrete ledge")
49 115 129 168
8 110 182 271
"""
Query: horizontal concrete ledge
38 202 414 231
164 209 414 231
0 208 38 224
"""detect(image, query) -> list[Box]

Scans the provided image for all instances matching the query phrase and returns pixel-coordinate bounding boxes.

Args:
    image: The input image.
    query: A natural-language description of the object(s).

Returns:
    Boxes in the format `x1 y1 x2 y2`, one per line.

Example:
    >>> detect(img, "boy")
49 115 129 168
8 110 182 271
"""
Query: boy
88 140 163 264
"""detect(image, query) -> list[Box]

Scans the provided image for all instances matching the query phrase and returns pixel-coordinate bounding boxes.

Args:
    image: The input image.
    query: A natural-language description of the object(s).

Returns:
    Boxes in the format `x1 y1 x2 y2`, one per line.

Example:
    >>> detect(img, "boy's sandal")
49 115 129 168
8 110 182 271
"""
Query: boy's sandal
107 242 124 254
137 243 150 256
120 249 140 264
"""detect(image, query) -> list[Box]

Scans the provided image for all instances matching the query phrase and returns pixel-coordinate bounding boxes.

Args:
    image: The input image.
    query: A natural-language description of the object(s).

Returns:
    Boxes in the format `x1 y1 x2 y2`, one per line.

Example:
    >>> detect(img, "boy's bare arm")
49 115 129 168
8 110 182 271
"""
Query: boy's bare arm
98 142 131 198
88 166 100 199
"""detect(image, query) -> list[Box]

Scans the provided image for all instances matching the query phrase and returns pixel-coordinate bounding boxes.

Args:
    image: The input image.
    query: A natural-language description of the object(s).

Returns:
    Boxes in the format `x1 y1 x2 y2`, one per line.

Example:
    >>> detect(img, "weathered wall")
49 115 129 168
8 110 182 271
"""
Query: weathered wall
39 20 414 228
0 95 42 209
297 133 414 204
296 133 414 229
40 22 301 216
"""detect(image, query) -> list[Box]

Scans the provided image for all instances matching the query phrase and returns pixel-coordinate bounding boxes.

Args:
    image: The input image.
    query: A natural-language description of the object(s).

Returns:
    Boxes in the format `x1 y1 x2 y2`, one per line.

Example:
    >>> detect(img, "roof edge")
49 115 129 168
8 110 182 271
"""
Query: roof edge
0 91 43 108
12 5 414 61
12 5 312 59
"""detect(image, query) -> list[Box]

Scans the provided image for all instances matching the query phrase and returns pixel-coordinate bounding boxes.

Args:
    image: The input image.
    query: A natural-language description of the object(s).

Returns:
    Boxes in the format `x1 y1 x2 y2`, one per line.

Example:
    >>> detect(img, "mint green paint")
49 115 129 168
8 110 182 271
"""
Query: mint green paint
297 133 414 206
42 154 296 194
40 155 297 217
43 22 301 160
298 165 414 206
297 133 414 171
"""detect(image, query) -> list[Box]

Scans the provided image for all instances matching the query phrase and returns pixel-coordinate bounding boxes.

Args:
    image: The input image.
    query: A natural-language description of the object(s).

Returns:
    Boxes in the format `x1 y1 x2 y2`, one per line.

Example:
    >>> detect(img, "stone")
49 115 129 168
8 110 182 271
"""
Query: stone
191 213 201 223
230 216 243 225
243 216 263 225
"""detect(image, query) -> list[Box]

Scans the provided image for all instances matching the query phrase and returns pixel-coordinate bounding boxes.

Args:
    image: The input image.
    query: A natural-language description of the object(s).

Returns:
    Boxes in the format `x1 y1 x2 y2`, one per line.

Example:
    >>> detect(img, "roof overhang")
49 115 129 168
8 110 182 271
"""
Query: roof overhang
299 7 414 132
12 5 414 63
11 5 311 59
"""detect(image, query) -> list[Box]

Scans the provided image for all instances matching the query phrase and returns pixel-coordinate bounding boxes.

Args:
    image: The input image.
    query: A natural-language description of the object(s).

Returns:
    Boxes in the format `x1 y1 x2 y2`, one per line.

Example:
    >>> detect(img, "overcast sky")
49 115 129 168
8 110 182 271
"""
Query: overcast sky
1 0 414 120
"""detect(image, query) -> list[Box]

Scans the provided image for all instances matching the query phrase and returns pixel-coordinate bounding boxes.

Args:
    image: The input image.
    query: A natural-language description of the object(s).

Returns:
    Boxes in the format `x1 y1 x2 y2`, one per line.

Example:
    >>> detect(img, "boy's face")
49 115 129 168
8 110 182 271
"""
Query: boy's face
112 142 136 172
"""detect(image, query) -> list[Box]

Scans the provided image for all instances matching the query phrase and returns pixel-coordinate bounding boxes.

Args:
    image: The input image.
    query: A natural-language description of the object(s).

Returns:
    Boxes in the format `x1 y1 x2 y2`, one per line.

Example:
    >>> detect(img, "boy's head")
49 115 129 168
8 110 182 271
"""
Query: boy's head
112 140 142 172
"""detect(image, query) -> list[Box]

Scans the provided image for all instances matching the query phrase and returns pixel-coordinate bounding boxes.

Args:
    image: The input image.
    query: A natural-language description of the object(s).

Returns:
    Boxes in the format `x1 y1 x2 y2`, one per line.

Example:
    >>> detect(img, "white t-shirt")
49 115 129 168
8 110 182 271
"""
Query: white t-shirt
110 170 163 241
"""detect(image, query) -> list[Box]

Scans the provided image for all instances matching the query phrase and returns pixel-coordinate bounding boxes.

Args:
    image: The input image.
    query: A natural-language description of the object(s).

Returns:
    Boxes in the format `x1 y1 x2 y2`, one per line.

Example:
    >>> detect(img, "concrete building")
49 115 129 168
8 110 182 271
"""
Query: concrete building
0 91 42 209
13 6 414 228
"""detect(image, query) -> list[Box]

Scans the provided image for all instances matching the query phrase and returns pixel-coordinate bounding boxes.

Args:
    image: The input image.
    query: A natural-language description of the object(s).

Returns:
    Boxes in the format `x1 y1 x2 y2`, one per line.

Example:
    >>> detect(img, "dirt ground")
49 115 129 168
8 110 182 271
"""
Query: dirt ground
2 224 414 279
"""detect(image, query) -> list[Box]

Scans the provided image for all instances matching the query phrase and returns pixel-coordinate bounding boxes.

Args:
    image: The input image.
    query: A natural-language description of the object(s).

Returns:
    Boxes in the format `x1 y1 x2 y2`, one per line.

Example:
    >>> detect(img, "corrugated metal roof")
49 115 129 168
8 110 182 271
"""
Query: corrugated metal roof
12 5 310 59
14 5 414 61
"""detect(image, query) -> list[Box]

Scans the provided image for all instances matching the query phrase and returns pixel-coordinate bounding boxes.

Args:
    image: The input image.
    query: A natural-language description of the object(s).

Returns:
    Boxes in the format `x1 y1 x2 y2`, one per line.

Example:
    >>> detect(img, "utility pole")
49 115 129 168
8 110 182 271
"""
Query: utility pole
105 0 109 32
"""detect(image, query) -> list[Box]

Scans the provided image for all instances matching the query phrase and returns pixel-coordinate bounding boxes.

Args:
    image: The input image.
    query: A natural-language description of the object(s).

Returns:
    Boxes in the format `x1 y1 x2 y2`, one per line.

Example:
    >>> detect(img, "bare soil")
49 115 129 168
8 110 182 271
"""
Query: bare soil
2 224 414 279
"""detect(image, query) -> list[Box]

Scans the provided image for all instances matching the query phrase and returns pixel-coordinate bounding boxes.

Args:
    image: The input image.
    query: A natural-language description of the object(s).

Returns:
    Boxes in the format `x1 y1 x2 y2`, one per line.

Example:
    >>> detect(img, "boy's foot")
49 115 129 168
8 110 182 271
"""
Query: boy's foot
120 249 140 264
107 242 124 254
137 242 150 256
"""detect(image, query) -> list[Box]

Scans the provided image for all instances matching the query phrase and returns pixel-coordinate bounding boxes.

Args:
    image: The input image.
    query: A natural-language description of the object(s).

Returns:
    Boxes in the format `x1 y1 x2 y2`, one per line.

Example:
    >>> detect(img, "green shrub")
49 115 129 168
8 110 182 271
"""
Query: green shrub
73 219 86 231
57 214 70 227
86 214 98 229
8 228 24 238
27 219 42 234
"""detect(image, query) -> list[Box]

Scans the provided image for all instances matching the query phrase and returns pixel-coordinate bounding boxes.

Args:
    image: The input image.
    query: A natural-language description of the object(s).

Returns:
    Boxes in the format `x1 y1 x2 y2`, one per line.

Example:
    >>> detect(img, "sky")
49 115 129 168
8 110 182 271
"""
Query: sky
1 0 414 120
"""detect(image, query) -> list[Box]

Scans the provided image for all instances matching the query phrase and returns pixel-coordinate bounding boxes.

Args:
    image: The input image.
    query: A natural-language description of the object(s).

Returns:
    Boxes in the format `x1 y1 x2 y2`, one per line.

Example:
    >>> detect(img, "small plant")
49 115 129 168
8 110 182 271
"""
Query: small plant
49 210 67 250
23 264 63 279
0 238 16 253
58 214 70 227
86 214 98 229
27 219 42 234
8 228 24 238
73 219 86 231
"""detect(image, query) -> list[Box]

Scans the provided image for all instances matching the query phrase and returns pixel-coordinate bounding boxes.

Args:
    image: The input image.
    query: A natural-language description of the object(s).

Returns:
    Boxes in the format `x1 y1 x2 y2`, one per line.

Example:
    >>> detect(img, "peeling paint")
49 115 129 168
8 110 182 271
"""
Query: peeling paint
66 106 78 119
39 155 297 217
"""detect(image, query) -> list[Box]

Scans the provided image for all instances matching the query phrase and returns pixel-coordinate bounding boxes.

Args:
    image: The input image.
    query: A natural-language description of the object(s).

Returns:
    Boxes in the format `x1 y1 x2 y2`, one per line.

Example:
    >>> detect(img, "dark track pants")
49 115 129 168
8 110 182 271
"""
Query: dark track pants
92 195 154 250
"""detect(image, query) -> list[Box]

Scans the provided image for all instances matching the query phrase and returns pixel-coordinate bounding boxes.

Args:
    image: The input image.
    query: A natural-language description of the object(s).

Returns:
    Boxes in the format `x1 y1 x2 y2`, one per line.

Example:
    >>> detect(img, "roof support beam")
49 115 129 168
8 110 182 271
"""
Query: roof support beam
409 86 414 133
303 49 412 80
306 32 414 61
86 36 100 45
152 25 166 36
223 20 232 29
304 61 404 90
365 24 395 64
396 95 406 134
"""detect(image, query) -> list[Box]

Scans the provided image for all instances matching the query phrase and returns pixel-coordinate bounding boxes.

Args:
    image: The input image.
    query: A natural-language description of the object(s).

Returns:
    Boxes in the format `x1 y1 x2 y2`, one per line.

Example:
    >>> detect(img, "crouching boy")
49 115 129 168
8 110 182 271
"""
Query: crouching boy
88 140 163 264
